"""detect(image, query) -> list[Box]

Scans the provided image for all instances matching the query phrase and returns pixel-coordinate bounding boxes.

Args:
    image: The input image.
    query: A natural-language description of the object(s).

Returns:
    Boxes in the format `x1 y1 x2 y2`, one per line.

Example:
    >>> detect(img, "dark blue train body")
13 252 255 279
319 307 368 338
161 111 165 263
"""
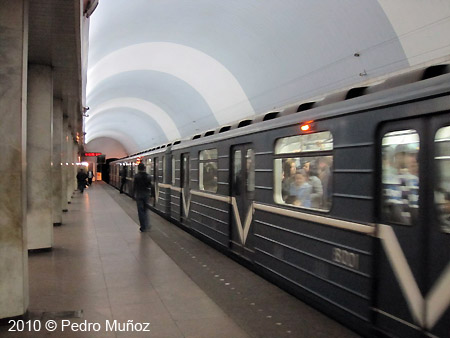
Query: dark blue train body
110 65 450 338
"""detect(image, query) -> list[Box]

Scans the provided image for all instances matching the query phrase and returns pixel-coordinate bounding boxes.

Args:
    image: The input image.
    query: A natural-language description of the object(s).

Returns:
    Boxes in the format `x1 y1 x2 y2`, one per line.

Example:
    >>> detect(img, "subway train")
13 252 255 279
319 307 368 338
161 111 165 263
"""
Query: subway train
109 64 450 338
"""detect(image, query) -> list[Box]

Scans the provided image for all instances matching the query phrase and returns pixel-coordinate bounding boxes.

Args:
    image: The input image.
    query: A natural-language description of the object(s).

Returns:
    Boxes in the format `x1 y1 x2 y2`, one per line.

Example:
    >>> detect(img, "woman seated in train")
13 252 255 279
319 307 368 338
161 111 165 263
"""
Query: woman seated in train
287 169 312 208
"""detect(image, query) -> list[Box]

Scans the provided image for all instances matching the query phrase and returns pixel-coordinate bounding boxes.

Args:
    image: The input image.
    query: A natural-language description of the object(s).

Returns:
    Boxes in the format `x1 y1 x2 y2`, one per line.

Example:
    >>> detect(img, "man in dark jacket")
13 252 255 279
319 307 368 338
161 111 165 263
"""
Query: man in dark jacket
119 167 127 193
76 169 88 193
133 163 152 232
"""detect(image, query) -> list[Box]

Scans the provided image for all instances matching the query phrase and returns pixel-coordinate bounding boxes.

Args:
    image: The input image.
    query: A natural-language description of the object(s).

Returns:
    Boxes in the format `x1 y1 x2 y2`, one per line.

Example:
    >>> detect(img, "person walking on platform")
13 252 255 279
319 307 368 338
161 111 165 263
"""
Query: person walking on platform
133 163 152 232
119 167 127 193
87 170 94 185
76 169 88 193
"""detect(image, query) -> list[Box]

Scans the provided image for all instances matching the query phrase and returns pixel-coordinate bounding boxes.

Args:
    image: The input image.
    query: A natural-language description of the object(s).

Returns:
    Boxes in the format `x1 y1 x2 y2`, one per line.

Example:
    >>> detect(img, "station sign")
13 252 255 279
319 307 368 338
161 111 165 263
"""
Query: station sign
84 152 102 157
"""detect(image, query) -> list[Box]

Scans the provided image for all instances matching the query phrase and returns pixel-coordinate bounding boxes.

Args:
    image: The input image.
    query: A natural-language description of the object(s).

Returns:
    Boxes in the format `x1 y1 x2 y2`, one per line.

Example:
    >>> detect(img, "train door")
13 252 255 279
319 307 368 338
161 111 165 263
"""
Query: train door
375 116 450 338
180 153 190 223
230 144 255 260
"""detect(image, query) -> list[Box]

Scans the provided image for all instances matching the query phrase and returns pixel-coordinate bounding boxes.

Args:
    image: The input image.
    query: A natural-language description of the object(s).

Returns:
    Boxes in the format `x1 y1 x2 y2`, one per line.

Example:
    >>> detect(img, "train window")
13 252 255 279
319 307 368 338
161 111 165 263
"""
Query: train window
199 149 218 193
182 154 189 188
145 158 152 175
233 150 242 196
275 131 333 154
246 149 255 193
434 126 450 233
274 132 333 211
172 156 176 185
128 164 133 178
154 157 159 184
381 129 419 226
162 156 166 182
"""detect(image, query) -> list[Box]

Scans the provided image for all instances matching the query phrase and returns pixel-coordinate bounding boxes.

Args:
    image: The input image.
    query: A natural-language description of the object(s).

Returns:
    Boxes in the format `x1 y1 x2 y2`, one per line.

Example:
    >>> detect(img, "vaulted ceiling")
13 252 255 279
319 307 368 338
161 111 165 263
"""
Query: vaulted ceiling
85 1 450 157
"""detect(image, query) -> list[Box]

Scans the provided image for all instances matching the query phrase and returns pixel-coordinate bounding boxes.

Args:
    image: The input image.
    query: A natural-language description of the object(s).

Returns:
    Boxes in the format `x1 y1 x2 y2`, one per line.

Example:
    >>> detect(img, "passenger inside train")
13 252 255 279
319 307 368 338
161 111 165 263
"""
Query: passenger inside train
382 130 420 225
275 131 333 211
435 125 450 233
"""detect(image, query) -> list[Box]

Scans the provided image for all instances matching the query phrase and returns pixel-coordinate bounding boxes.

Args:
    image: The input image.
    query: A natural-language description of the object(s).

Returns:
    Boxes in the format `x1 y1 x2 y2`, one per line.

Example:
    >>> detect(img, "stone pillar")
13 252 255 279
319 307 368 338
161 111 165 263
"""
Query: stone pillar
63 116 72 205
27 64 53 250
61 115 68 211
75 148 79 188
0 0 29 319
68 137 75 195
73 140 79 191
52 98 63 225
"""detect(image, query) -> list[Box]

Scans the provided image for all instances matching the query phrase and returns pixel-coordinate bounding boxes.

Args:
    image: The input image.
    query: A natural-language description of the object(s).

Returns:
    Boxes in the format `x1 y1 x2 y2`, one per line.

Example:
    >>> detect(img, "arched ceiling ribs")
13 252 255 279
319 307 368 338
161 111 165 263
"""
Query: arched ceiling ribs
87 42 256 125
85 129 139 154
85 110 168 149
85 97 181 140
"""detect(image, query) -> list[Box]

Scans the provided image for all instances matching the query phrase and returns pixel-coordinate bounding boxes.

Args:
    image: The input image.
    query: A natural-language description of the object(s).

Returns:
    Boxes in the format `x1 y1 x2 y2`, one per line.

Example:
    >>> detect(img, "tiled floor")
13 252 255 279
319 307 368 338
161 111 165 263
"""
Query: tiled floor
0 183 360 338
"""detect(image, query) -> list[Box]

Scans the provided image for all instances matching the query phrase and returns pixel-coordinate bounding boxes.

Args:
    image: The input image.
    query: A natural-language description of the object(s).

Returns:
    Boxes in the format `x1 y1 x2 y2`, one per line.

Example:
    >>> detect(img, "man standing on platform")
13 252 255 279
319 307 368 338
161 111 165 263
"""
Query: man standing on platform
87 170 94 185
76 169 88 193
119 167 127 193
133 163 152 232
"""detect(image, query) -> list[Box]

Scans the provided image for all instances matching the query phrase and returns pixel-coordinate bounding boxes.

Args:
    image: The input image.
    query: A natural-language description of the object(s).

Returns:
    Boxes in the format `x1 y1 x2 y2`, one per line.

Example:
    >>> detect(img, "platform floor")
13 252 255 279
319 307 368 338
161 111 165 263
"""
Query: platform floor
0 182 360 338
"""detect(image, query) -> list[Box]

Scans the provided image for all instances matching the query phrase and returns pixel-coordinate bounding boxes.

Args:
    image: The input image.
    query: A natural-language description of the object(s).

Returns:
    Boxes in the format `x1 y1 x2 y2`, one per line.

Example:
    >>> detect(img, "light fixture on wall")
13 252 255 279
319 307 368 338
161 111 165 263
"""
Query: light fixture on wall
82 106 90 117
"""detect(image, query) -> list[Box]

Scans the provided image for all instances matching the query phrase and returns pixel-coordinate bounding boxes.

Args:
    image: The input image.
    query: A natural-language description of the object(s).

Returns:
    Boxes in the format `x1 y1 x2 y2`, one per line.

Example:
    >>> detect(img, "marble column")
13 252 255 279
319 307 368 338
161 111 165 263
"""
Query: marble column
61 115 69 211
63 116 73 208
27 64 53 250
52 98 63 225
73 141 79 191
69 137 76 196
0 0 29 319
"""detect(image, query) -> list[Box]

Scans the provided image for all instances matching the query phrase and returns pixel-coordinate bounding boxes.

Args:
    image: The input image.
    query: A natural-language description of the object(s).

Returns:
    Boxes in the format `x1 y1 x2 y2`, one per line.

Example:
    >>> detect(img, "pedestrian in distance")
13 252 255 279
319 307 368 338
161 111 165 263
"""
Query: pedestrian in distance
87 170 94 185
119 167 127 193
133 163 152 232
76 169 88 193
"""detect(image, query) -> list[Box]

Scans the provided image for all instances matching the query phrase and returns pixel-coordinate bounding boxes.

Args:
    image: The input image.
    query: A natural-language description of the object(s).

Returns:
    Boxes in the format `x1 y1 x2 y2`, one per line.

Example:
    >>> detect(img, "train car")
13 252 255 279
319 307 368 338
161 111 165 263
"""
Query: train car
110 64 450 338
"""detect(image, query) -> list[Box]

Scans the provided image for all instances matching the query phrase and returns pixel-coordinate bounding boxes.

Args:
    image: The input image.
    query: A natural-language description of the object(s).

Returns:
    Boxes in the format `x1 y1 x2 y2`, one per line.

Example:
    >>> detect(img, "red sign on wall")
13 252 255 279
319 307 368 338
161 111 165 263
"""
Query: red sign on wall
84 152 102 157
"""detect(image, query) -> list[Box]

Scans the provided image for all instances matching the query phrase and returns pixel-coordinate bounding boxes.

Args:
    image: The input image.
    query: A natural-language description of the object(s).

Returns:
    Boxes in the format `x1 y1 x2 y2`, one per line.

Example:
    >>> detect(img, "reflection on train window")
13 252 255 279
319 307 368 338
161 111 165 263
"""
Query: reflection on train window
435 126 450 233
146 158 152 175
162 156 166 182
172 156 176 185
199 149 218 193
154 157 159 184
246 149 255 193
128 164 133 178
233 149 255 195
381 129 419 226
233 150 242 195
275 131 333 154
274 132 333 211
182 154 189 188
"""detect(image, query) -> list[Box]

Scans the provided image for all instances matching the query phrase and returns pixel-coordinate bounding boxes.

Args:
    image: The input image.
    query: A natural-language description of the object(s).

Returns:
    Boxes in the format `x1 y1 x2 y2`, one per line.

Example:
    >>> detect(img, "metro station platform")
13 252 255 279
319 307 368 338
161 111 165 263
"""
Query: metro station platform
0 182 360 338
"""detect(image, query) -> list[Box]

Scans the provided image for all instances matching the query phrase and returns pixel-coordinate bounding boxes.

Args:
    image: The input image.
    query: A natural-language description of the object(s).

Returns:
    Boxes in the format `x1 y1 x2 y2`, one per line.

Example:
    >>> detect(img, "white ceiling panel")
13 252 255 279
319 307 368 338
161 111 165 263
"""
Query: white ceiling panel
85 0 450 156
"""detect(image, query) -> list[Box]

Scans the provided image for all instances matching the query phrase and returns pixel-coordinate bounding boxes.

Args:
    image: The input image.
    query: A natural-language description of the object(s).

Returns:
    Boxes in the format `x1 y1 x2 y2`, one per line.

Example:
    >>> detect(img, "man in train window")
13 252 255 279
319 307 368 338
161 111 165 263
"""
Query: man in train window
288 169 312 208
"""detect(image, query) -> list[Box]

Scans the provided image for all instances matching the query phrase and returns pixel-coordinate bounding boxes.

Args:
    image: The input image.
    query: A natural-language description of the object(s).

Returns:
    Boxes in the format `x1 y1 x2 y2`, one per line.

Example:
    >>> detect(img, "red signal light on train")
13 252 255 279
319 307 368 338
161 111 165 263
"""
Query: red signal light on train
300 121 314 132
